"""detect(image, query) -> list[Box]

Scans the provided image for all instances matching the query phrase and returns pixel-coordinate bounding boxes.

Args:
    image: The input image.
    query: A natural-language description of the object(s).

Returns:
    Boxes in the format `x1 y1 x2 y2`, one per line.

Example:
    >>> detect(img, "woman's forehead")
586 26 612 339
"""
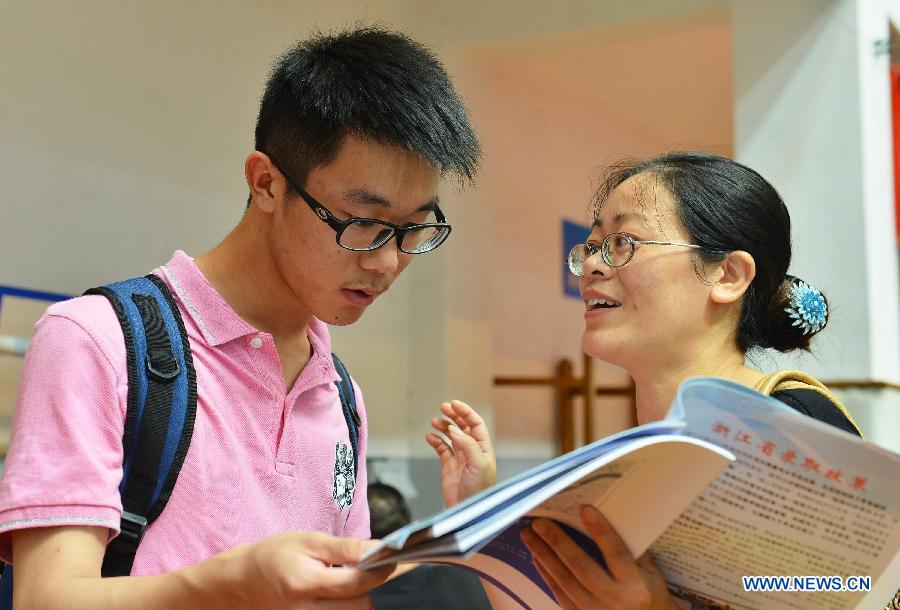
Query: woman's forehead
593 173 679 233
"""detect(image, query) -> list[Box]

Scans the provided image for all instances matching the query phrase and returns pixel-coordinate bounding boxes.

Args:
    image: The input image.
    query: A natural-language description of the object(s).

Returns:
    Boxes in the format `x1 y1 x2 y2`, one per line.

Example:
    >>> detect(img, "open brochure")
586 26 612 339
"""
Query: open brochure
358 378 900 610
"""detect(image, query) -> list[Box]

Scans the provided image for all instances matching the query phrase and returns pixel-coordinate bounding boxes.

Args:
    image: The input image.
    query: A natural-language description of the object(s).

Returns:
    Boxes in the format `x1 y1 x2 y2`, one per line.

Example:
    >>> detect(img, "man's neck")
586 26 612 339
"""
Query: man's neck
195 219 313 391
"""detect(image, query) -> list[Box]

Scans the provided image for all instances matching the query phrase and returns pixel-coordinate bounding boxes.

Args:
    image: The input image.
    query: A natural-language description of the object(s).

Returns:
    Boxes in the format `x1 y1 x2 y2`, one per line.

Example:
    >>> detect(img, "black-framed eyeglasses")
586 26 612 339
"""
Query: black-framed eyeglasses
567 232 704 276
261 151 452 254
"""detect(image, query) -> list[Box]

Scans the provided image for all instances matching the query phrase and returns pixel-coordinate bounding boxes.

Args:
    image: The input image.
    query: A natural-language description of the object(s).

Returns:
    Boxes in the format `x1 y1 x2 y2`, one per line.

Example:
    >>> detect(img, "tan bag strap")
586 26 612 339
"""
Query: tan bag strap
754 370 863 437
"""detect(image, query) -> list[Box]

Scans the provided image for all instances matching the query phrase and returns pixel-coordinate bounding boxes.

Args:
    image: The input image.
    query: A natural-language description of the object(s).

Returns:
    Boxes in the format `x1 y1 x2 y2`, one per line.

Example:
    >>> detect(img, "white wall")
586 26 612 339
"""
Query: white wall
732 0 900 383
1 2 374 292
2 2 896 512
339 0 735 464
449 14 733 459
0 0 426 451
0 0 735 514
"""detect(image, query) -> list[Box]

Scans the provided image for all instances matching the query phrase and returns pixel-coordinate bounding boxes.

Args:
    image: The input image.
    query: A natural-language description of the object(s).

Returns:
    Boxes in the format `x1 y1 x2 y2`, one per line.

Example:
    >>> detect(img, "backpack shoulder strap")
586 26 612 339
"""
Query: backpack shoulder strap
331 353 361 478
754 369 863 437
85 274 197 576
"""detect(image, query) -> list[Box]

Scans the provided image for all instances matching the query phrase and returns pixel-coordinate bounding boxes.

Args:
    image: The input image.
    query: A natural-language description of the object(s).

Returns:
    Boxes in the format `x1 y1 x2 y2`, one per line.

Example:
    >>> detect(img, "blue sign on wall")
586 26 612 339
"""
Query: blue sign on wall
562 219 591 299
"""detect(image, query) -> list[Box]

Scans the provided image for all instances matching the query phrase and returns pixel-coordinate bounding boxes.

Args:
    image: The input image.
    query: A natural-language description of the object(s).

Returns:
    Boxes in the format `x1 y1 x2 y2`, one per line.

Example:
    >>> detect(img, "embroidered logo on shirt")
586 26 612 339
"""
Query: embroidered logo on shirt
332 441 355 509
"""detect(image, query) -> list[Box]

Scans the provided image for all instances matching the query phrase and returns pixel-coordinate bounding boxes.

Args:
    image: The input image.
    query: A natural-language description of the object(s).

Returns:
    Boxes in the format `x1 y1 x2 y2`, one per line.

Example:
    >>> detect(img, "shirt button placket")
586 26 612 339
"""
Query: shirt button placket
248 335 278 394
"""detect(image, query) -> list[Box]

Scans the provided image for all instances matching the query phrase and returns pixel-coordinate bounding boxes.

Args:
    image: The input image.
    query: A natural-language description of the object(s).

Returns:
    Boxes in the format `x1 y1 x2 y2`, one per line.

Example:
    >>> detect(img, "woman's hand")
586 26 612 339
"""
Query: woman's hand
425 400 497 508
521 505 677 610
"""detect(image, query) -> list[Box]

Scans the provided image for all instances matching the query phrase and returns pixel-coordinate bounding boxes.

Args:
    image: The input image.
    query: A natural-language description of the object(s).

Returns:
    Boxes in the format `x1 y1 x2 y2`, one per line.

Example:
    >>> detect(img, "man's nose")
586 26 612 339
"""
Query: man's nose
359 241 401 274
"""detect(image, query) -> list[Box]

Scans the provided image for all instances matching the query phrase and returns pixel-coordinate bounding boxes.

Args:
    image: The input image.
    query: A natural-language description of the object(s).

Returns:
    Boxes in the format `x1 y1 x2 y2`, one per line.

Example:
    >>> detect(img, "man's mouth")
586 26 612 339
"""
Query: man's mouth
585 297 621 311
341 287 380 307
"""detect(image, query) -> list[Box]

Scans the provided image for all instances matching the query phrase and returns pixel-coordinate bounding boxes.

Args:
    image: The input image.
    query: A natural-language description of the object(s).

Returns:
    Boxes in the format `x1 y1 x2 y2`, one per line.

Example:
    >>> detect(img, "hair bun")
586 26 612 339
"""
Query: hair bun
766 276 829 352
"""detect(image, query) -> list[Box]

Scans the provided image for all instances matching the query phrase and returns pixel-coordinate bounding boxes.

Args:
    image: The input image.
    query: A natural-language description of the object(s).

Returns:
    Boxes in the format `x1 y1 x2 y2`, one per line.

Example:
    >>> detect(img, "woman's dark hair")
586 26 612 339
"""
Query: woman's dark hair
593 151 826 354
254 26 481 191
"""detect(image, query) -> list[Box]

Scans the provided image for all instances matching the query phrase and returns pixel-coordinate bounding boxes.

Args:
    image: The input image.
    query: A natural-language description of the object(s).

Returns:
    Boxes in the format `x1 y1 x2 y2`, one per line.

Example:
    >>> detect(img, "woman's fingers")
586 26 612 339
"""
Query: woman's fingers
430 415 453 435
431 402 493 468
441 400 493 450
424 432 455 466
521 511 674 610
521 524 595 608
523 519 614 595
636 551 665 578
580 506 641 583
450 424 485 462
532 557 580 610
428 418 475 458
429 415 460 458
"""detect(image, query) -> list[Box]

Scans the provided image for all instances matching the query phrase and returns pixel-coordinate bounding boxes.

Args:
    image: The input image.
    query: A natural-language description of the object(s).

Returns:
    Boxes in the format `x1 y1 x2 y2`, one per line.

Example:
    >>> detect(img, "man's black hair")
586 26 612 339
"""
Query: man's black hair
254 26 481 194
367 482 412 540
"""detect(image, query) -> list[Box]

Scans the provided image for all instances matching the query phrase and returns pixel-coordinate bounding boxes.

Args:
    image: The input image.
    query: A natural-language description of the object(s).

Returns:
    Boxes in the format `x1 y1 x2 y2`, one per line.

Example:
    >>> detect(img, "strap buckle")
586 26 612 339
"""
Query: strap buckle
117 511 149 547
146 350 180 380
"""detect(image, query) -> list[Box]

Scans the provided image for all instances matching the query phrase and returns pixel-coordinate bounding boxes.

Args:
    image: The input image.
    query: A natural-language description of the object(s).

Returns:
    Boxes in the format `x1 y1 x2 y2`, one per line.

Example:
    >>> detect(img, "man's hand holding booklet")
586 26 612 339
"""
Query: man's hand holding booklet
358 378 900 610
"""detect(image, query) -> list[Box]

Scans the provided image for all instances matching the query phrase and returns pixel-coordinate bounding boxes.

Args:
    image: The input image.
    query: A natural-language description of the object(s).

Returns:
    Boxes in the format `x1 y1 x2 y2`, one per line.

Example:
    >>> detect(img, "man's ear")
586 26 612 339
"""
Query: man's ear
245 151 279 213
710 250 756 304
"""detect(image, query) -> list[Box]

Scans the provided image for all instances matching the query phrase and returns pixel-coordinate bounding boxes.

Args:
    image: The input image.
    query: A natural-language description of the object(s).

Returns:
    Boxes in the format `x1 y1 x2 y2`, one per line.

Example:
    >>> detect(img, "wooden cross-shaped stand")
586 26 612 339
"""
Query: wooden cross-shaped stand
495 354 635 454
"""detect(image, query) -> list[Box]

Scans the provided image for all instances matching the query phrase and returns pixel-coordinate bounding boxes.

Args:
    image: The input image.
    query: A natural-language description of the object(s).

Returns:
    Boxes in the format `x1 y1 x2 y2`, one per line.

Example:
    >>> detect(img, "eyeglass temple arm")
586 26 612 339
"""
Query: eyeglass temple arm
291 172 450 230
634 240 702 248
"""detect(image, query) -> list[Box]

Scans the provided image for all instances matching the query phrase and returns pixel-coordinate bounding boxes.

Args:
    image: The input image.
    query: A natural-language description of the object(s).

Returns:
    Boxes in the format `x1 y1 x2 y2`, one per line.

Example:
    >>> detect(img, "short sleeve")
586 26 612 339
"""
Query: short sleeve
0 300 130 562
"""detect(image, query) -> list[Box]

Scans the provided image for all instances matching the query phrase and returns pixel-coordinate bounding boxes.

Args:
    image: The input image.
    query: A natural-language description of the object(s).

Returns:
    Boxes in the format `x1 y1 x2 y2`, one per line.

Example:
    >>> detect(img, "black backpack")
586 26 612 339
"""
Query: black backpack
0 275 360 601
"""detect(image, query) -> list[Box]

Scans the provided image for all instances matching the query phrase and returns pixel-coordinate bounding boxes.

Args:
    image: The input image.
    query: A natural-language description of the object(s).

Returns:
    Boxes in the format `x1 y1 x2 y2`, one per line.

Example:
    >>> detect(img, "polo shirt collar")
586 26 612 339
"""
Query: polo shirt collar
157 251 334 360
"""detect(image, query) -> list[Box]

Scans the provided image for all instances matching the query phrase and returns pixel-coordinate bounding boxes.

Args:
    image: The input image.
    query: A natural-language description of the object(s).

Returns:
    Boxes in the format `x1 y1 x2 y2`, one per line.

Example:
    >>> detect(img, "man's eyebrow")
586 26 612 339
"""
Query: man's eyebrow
343 187 440 213
416 197 441 213
344 187 391 208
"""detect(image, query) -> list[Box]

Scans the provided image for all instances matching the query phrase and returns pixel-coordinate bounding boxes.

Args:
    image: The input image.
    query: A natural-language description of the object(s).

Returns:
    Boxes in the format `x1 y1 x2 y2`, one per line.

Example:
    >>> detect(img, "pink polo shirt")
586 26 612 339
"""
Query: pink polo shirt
0 251 370 574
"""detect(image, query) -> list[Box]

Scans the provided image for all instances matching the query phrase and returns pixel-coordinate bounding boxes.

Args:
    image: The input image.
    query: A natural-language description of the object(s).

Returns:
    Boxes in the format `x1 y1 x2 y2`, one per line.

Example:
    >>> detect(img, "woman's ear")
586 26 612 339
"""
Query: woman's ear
710 250 756 304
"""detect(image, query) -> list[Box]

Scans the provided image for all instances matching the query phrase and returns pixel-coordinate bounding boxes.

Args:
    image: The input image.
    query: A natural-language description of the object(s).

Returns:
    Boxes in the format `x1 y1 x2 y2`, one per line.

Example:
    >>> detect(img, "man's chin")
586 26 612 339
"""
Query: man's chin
321 307 366 326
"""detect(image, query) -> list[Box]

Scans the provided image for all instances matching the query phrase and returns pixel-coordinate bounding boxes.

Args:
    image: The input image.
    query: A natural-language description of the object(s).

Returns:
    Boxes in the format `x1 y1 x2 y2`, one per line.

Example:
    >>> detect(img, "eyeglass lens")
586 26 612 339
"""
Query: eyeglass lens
567 234 636 276
606 233 635 266
339 210 450 253
567 244 590 276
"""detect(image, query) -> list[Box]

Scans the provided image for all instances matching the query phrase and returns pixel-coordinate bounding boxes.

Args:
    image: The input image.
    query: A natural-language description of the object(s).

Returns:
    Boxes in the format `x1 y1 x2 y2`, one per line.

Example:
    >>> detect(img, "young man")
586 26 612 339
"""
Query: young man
0 27 494 609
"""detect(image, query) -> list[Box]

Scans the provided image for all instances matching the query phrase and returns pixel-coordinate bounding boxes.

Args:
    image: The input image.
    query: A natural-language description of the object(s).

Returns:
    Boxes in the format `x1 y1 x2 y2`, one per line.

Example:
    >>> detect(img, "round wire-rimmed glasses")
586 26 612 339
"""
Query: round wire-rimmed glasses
567 232 704 276
261 151 452 254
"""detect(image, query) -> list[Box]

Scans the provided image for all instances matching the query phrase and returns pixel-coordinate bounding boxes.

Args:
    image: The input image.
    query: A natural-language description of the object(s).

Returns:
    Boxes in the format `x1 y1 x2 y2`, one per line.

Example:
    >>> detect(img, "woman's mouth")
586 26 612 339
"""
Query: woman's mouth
585 297 621 311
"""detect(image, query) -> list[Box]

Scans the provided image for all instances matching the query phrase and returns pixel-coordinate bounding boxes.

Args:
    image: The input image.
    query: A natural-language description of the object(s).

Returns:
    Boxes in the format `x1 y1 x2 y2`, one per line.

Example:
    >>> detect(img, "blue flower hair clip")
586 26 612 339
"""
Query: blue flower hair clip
784 279 827 335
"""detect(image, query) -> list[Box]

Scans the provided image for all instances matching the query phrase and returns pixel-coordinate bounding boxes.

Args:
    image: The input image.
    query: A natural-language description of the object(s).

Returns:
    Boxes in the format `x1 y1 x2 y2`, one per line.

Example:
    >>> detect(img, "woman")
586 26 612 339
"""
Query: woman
520 151 861 609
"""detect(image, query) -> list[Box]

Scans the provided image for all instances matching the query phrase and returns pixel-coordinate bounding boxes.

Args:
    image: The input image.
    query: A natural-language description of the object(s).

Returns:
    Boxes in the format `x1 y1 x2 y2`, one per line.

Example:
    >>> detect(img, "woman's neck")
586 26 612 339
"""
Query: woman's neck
628 343 766 424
